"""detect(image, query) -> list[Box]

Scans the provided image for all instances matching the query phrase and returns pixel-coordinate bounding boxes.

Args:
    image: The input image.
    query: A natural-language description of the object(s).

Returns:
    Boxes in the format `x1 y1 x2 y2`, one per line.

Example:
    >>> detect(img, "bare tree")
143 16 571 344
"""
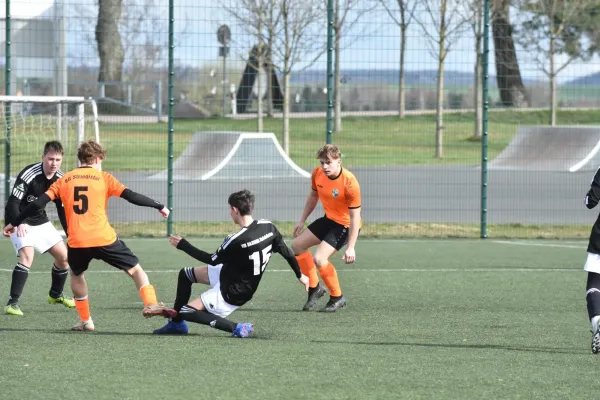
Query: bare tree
492 0 527 107
225 0 277 131
377 0 417 119
458 0 484 138
415 0 468 159
96 0 125 103
330 0 375 132
515 0 592 126
271 0 325 154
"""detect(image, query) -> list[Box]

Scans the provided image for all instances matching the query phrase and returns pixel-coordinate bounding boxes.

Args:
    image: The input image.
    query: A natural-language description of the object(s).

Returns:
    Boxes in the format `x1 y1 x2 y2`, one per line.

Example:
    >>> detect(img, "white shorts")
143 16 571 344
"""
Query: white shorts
585 253 600 274
200 264 239 318
10 222 64 256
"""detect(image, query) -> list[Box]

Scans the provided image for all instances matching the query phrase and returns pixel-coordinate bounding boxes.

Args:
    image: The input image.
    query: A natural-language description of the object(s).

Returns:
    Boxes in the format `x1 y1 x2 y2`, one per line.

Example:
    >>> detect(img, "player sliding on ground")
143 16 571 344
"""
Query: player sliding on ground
146 189 309 338
3 140 169 331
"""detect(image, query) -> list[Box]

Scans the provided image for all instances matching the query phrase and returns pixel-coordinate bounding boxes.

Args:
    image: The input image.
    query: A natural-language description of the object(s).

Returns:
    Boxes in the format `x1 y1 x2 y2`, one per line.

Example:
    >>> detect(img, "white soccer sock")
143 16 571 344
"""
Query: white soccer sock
592 315 600 332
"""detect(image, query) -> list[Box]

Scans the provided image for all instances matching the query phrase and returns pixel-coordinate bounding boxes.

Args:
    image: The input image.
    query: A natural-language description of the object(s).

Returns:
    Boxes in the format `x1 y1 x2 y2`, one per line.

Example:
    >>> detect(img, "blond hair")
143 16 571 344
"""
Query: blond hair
77 140 108 165
316 144 341 160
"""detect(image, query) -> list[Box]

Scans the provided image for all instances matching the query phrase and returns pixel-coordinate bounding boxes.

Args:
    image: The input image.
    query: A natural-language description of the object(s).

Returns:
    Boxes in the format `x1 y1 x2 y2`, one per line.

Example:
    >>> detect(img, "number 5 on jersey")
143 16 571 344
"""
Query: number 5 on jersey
249 245 272 275
74 186 89 214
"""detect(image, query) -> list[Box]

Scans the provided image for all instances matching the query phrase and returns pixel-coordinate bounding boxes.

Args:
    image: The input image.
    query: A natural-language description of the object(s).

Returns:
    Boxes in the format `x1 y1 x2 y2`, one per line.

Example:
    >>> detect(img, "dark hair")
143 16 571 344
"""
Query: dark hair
77 140 108 165
43 141 64 156
228 189 255 216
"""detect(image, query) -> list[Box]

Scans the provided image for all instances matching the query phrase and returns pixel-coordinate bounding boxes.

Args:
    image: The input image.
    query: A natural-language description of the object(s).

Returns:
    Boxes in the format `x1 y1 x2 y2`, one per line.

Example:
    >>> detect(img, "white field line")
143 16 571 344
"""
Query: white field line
0 268 580 274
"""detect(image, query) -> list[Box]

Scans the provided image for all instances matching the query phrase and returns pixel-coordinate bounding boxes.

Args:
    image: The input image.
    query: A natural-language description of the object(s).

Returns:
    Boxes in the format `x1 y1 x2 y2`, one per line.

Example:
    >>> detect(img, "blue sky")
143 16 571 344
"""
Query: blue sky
3 0 600 84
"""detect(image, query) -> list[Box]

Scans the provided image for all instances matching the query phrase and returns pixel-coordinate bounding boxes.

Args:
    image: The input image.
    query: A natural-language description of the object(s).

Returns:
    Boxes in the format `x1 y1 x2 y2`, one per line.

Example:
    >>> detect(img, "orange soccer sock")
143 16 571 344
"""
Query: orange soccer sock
74 296 91 322
139 284 158 307
296 251 320 288
318 263 342 297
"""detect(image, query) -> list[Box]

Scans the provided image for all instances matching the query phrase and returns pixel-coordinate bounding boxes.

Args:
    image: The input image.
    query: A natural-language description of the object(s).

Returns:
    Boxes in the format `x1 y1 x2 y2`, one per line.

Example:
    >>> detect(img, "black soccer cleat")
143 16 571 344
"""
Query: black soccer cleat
302 282 327 311
320 295 347 313
592 327 600 354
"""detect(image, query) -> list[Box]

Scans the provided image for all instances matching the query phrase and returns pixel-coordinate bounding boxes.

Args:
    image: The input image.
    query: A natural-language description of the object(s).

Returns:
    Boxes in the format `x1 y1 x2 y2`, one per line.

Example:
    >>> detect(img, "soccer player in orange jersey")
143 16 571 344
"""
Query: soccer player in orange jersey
291 144 361 312
3 140 169 331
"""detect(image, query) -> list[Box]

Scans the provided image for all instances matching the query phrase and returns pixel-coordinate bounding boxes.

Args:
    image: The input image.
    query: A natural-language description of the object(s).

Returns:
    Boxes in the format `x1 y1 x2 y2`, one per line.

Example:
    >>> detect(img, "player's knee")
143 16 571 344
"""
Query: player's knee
313 255 329 268
54 255 68 268
291 239 305 255
18 254 34 268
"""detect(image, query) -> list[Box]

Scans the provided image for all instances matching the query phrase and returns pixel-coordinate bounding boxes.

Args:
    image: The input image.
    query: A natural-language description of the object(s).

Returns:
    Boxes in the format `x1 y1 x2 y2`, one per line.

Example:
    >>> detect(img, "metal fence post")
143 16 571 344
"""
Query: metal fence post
167 0 175 236
326 0 334 144
480 0 490 239
4 0 12 203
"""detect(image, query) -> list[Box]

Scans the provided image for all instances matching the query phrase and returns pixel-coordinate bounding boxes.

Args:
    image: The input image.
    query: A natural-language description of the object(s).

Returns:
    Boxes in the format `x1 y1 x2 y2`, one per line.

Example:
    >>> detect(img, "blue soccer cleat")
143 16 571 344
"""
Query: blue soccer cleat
153 320 189 335
232 322 254 338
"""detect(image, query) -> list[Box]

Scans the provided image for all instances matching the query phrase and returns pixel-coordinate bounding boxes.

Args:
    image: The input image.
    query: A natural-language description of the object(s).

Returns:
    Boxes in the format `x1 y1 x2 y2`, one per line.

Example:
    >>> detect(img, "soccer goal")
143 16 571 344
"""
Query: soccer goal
0 95 100 172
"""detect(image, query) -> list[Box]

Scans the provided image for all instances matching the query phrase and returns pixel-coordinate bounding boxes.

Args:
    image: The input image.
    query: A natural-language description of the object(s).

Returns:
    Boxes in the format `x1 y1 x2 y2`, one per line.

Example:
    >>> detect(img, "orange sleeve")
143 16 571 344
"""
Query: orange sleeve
345 176 361 209
104 172 127 198
46 179 62 201
311 167 319 191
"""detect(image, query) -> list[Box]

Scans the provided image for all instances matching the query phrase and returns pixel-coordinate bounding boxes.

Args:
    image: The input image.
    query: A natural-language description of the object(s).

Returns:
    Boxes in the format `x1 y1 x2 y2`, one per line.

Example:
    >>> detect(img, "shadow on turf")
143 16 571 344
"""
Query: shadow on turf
0 326 271 340
311 339 586 355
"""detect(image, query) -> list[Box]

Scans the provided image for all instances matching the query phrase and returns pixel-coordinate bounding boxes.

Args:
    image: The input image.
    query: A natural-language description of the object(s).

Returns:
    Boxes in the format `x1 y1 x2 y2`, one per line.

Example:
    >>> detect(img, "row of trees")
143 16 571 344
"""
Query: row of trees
92 0 600 158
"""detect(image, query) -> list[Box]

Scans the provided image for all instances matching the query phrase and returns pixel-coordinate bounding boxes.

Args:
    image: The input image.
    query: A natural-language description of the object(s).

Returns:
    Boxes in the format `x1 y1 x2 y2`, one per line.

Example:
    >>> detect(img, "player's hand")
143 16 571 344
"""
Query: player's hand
293 221 305 238
298 274 310 291
159 207 170 219
3 224 15 237
16 224 29 238
168 235 182 247
342 247 356 264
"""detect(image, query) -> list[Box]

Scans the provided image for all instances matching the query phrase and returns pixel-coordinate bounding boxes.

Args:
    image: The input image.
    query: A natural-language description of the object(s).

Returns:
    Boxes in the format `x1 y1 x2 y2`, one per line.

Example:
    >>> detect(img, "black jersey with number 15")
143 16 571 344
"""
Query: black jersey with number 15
209 219 299 306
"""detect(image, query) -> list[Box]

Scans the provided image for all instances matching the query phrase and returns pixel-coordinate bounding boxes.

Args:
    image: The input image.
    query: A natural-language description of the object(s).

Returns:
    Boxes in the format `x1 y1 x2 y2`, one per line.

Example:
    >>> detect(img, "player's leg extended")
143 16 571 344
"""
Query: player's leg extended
586 271 600 353
68 248 94 331
4 245 34 316
314 241 346 312
46 241 75 308
292 229 321 287
71 271 94 331
127 264 159 308
179 297 252 338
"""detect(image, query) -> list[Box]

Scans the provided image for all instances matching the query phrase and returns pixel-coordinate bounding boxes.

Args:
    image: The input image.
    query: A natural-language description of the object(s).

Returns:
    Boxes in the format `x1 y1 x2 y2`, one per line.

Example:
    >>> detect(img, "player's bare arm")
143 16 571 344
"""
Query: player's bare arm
120 189 170 218
3 193 52 237
294 190 319 237
342 207 361 264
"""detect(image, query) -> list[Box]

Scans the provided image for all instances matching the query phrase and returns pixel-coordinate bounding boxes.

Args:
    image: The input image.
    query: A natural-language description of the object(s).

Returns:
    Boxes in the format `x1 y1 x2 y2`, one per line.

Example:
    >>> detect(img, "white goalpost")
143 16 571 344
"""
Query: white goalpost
0 95 100 170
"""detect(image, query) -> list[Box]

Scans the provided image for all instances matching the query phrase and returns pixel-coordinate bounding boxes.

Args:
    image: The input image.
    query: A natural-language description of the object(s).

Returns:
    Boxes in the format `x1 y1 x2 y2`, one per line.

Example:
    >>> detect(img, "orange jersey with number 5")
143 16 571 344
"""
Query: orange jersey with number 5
46 167 126 248
311 167 361 227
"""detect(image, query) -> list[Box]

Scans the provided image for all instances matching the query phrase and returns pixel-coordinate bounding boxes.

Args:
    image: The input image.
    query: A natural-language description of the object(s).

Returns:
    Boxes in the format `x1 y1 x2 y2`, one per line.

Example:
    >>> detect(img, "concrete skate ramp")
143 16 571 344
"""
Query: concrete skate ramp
489 126 600 172
149 131 310 180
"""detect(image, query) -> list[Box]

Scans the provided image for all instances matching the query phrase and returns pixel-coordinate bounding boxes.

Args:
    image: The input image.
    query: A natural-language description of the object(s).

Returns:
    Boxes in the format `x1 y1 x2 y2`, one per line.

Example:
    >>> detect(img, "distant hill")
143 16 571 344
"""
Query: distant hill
564 72 600 86
290 69 484 86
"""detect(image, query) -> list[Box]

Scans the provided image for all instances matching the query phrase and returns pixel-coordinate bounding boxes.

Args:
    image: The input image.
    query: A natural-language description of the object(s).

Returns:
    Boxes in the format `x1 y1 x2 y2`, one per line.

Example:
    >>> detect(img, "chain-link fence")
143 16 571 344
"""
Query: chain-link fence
1 0 599 238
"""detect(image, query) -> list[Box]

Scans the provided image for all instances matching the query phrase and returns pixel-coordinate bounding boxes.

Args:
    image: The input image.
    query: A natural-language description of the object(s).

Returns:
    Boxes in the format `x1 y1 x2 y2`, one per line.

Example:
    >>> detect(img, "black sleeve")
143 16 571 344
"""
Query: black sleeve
273 228 302 279
4 174 28 224
120 189 164 210
176 238 214 264
586 168 600 209
54 199 68 233
10 193 51 227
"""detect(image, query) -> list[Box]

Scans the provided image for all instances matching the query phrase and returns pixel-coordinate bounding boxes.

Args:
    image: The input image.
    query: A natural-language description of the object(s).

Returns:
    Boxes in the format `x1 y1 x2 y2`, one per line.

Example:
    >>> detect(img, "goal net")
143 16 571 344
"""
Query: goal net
0 96 100 175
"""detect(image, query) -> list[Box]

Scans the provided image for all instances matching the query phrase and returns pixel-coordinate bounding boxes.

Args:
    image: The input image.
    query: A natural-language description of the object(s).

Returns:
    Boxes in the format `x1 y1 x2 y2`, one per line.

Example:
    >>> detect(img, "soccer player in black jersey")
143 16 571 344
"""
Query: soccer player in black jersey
3 141 74 315
583 168 600 353
148 189 309 337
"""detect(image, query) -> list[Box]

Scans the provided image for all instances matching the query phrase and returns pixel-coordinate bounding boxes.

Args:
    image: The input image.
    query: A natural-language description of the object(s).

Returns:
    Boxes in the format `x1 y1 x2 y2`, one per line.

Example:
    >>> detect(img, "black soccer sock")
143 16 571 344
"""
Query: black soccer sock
179 305 238 333
49 264 69 298
172 268 196 323
8 263 30 304
586 272 600 321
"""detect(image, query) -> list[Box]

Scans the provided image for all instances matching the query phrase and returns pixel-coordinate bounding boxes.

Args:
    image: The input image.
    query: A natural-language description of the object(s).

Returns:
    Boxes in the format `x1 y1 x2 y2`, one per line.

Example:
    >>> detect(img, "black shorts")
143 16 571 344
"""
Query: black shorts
307 216 350 251
68 239 140 276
